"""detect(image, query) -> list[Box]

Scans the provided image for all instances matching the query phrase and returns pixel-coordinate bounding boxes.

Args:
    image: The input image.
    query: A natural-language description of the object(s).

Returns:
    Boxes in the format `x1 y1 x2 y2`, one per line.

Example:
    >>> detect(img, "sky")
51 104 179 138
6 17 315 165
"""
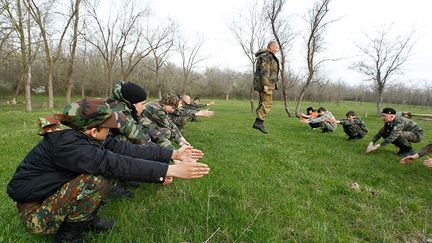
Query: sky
149 0 432 86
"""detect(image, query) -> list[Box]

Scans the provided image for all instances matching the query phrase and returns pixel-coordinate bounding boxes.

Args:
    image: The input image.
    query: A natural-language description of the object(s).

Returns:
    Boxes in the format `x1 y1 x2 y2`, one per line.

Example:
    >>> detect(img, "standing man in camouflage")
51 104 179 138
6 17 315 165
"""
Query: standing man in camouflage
366 107 424 156
252 40 279 134
7 98 209 242
142 93 190 148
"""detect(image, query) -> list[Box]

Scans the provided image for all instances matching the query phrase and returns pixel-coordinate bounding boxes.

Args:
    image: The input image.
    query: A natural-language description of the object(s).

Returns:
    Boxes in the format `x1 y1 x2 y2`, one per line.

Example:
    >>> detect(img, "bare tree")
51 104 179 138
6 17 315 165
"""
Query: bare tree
28 0 78 108
84 0 146 96
295 0 332 117
351 25 415 115
144 19 176 99
1 0 39 112
178 35 205 95
264 0 295 117
229 0 268 113
65 0 80 104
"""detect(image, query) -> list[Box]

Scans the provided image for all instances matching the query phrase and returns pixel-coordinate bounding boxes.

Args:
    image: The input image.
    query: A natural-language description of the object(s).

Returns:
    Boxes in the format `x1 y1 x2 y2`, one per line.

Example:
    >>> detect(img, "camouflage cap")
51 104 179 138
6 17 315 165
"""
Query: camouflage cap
160 93 179 107
61 98 125 129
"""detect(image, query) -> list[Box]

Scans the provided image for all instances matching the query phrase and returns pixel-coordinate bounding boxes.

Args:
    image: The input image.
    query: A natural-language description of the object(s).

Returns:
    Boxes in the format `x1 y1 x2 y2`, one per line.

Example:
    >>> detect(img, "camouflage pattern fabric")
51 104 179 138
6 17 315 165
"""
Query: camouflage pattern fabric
62 98 126 129
340 117 368 138
371 115 423 147
418 142 432 157
256 91 273 121
169 107 197 130
141 102 182 148
308 111 337 132
17 174 110 234
160 94 179 107
37 115 68 135
253 49 279 92
106 81 152 144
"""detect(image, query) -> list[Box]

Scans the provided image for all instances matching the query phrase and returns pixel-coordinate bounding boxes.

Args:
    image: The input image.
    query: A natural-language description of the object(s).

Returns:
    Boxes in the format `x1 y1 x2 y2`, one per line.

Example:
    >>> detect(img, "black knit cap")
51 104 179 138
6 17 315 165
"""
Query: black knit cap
382 107 396 115
121 82 147 105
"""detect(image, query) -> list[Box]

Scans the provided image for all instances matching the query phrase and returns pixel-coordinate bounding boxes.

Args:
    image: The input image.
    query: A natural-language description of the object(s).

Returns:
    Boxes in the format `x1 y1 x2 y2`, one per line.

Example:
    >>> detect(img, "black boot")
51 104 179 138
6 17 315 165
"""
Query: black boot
109 185 134 199
85 216 115 233
252 118 268 134
53 220 85 243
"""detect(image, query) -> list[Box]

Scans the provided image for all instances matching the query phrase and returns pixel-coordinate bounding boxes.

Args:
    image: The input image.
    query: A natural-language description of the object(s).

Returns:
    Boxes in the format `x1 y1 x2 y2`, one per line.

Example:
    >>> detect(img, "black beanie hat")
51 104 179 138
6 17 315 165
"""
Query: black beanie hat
382 107 396 115
121 82 147 105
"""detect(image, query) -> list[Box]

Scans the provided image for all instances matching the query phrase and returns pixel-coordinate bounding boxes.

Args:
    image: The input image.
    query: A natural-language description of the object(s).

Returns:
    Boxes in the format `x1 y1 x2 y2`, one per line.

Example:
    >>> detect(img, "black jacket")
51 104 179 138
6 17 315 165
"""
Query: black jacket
7 129 172 203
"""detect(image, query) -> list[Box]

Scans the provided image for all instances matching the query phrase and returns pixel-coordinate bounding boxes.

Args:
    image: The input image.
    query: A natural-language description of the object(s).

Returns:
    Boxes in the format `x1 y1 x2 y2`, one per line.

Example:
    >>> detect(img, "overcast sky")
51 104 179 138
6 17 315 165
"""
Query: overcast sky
149 0 432 86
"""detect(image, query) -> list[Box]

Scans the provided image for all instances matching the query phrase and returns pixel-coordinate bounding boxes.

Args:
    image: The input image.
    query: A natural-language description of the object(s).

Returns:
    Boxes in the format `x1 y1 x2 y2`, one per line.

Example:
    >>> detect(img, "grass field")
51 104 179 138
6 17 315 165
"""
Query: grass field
1 97 431 242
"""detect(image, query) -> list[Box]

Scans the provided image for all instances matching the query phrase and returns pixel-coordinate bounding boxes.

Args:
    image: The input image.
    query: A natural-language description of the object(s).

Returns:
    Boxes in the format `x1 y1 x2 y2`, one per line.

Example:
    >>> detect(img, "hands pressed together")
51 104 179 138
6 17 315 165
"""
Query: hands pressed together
366 142 380 153
400 154 432 167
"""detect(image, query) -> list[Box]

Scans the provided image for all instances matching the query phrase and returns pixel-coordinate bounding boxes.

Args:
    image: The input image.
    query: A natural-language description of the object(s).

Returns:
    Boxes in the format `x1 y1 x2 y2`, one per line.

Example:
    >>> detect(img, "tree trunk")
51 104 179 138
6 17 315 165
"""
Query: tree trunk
47 69 54 108
295 86 307 117
249 86 255 113
376 85 384 116
24 66 32 112
225 93 229 100
282 88 291 117
81 82 85 98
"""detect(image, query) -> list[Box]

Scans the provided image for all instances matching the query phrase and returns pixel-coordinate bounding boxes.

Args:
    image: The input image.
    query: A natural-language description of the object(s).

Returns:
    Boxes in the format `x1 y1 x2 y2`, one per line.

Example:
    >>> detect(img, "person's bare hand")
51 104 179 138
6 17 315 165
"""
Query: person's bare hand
163 177 173 185
366 143 379 153
400 154 419 164
173 145 204 161
423 157 432 167
167 160 210 179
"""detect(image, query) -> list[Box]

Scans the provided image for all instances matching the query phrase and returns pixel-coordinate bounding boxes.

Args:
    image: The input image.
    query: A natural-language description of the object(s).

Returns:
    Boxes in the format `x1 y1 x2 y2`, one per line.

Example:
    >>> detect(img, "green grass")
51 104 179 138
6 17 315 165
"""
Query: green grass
1 98 432 242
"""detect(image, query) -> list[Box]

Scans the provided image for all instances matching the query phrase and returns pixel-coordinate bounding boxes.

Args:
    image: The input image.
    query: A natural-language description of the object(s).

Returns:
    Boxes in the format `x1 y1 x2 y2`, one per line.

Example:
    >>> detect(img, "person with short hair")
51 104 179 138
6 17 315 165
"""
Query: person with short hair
252 40 280 134
142 93 190 148
300 107 320 129
327 111 368 140
366 107 423 156
7 98 209 242
301 107 337 133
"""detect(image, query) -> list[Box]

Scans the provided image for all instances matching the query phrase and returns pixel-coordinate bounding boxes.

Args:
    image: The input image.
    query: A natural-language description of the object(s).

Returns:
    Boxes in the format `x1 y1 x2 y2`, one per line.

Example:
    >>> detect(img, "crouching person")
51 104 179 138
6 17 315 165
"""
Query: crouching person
7 98 209 242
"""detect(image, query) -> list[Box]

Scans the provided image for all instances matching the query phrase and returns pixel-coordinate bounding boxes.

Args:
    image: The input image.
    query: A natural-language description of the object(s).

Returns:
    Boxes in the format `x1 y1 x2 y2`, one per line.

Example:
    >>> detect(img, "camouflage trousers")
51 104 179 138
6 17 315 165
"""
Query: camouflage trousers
385 131 423 150
256 91 273 121
343 124 367 138
17 174 110 235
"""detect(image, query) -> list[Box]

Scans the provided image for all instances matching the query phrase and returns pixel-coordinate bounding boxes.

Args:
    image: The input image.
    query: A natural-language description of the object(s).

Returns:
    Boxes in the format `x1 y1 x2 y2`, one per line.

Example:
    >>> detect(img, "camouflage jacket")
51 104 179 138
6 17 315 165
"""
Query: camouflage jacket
106 81 151 144
186 103 207 111
371 115 424 146
340 118 368 133
169 106 197 120
142 102 182 143
418 142 432 157
253 49 279 91
308 111 337 131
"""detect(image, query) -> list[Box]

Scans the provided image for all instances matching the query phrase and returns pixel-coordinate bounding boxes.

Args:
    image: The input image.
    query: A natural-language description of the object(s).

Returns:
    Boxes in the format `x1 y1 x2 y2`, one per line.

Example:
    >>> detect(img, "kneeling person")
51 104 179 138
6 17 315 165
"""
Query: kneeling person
7 98 209 242
327 111 368 140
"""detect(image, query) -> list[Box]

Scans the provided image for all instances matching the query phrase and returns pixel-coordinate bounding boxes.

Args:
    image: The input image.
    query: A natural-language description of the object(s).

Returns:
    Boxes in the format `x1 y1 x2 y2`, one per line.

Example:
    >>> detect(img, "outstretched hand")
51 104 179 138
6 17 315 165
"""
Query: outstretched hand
173 145 204 161
400 154 419 164
167 160 210 179
366 143 380 153
423 157 432 167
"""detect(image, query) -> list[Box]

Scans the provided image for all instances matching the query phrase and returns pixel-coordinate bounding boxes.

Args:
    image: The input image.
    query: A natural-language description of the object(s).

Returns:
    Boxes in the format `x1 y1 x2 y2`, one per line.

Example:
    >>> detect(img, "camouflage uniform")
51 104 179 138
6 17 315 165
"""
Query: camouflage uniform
106 81 152 145
168 107 197 130
371 115 423 151
253 49 279 121
340 117 368 139
142 102 182 148
17 174 110 234
418 142 432 157
308 111 337 133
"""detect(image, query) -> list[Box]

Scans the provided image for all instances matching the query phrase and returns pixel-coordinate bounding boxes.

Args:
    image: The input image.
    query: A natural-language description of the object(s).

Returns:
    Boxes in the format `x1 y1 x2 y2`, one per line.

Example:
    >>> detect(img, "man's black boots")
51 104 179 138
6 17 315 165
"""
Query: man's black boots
252 118 268 134
85 216 116 233
53 220 85 243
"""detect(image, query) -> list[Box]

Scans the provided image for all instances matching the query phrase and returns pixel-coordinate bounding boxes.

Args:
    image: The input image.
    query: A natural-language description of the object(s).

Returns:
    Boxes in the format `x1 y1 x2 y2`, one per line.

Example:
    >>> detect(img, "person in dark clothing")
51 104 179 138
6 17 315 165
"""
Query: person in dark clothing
7 98 209 242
